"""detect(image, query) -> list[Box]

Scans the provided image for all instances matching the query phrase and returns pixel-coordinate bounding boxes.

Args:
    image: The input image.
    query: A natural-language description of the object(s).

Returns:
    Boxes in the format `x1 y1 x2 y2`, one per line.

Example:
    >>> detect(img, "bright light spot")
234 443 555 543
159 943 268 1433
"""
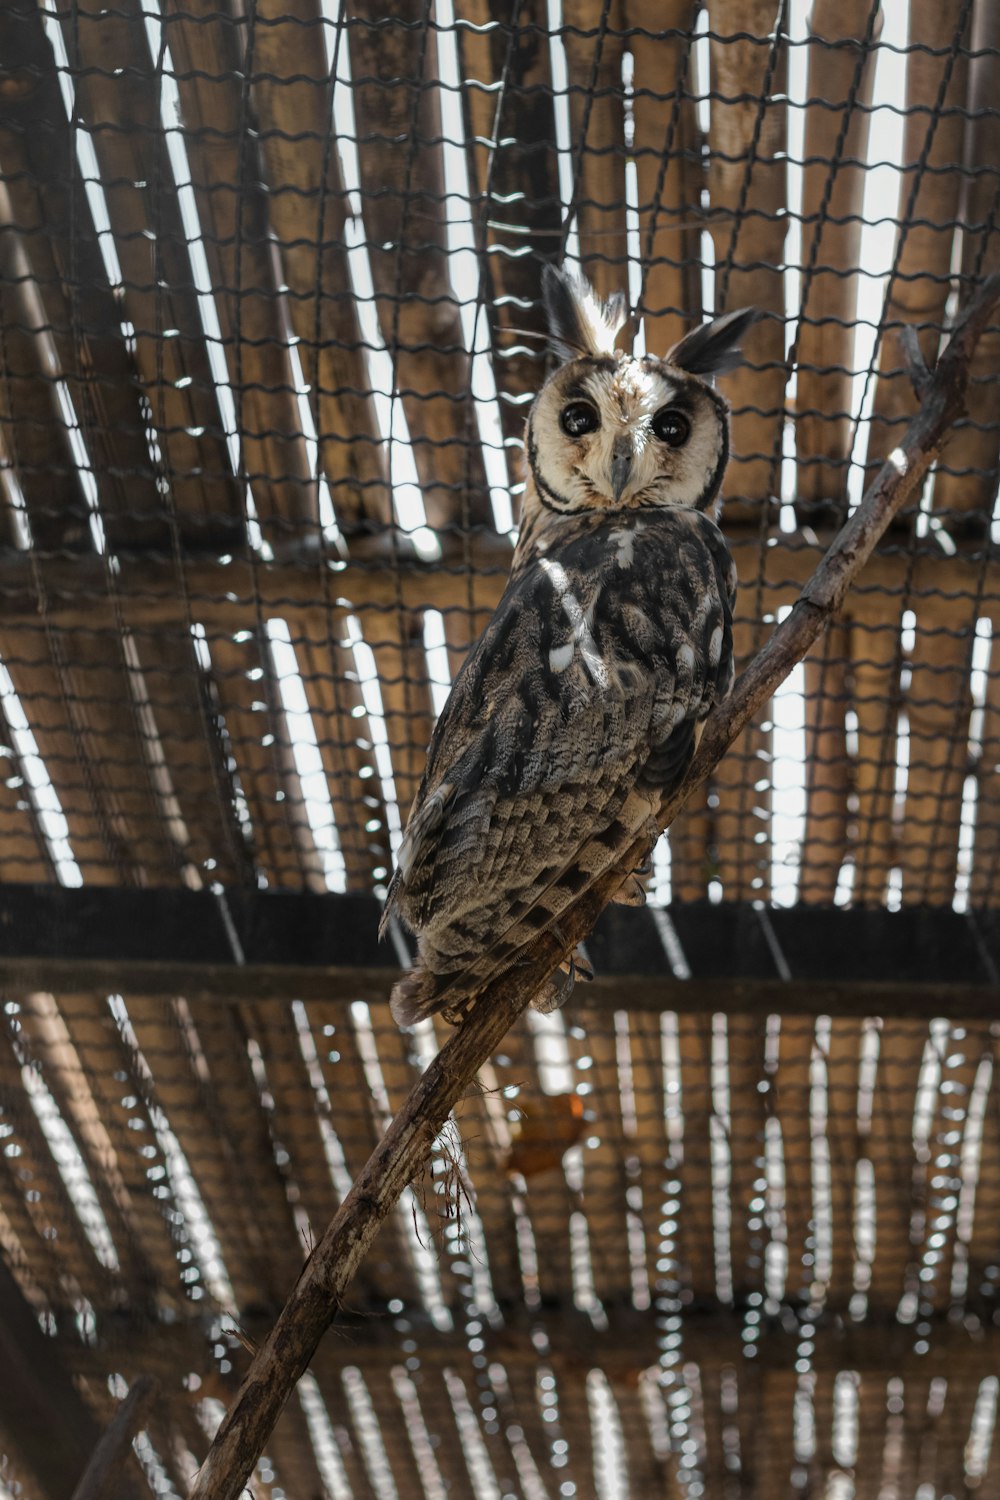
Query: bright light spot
344 616 403 858
107 995 236 1309
19 1063 119 1270
423 610 453 718
298 1374 352 1500
265 620 347 892
0 658 81 885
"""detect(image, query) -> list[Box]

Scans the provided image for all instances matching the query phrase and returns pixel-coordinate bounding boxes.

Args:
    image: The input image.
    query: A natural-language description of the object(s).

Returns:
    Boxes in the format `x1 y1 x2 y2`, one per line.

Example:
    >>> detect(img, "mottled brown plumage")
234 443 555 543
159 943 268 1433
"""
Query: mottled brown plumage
381 267 756 1025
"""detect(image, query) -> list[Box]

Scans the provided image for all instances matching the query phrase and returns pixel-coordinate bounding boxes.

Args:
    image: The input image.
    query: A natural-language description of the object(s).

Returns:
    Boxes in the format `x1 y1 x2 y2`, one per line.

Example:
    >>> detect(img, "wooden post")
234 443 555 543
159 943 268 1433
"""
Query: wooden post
69 1377 158 1500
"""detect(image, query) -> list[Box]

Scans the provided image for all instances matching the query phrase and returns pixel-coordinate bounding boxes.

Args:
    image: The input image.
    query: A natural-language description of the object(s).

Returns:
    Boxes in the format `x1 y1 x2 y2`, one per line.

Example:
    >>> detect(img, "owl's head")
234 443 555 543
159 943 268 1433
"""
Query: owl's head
523 265 758 520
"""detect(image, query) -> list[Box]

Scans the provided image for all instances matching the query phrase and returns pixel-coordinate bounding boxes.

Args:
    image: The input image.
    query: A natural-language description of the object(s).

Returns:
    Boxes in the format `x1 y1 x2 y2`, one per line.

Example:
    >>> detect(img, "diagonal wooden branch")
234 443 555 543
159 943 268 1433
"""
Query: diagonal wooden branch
190 270 1000 1500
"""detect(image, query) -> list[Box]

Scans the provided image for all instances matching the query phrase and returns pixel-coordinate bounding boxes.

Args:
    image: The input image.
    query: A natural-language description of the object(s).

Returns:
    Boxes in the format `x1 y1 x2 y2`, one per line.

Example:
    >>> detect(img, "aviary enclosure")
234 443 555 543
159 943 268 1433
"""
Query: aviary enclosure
0 1 998 1497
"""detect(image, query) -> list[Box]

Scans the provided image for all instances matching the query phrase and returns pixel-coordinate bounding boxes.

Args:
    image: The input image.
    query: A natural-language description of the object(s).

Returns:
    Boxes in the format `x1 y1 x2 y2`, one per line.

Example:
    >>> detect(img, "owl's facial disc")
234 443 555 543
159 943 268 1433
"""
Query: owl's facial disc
528 354 728 515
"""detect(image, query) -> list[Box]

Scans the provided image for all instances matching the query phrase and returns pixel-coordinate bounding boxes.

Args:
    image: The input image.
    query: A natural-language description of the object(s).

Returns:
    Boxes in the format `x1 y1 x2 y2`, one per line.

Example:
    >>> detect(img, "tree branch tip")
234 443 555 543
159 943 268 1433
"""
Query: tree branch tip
899 325 932 398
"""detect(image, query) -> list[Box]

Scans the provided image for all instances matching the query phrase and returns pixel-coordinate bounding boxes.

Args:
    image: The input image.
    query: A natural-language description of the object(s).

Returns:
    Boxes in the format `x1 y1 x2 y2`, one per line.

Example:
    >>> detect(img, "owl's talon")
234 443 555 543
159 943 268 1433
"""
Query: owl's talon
532 961 576 1014
441 994 478 1026
612 872 647 907
560 946 594 983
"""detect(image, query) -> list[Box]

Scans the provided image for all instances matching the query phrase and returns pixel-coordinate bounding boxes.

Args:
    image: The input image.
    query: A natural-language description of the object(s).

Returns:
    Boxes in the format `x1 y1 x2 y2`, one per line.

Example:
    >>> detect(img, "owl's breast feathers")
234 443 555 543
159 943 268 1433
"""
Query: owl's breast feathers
382 507 736 1022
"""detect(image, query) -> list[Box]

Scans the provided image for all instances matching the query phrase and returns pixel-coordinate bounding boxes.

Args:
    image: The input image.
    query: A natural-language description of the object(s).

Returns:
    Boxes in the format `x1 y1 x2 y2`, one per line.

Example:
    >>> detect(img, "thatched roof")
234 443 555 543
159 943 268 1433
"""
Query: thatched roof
0 1 999 1496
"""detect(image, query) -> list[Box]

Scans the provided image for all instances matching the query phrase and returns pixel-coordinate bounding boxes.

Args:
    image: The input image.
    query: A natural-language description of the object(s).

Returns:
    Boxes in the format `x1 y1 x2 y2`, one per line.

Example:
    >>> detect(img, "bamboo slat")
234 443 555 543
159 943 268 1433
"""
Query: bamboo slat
849 612 903 903
347 3 489 532
667 785 714 898
0 687 52 882
0 1021 113 1308
307 1368 380 1498
725 1016 769 1301
0 1149 62 1313
853 1372 890 1500
712 613 771 901
130 629 254 888
918 1023 990 1314
824 1019 862 1299
876 1375 934 1500
394 1369 459 1498
363 1002 456 1302
289 615 393 890
750 1369 798 1498
708 2 788 527
203 628 305 888
59 630 186 884
457 0 562 466
563 1008 632 1314
865 1021 928 1311
356 603 436 842
490 1018 578 1308
615 1383 670 1494
967 1037 1000 1290
503 1362 559 1485
0 225 88 551
159 0 318 542
267 1387 337 1500
0 1 164 552
622 1011 668 1307
809 1367 837 1489
676 1015 718 1300
800 622 851 902
969 629 1000 909
900 619 974 904
303 997 424 1306
775 1016 815 1304
930 4 1000 541
16 989 183 1312
123 994 289 1312
562 0 628 301
179 999 307 1299
0 622 165 885
865 0 971 487
243 1000 343 1245
364 1365 439 1499
795 0 881 525
694 1364 731 1500
628 0 704 353
557 1370 598 1500
0 179 191 887
53 0 245 550
250 0 390 537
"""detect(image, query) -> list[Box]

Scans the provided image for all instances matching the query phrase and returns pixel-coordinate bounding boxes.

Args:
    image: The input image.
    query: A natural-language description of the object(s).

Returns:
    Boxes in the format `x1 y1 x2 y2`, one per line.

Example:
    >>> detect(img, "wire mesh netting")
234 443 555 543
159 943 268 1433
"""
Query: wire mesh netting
1 0 1000 1495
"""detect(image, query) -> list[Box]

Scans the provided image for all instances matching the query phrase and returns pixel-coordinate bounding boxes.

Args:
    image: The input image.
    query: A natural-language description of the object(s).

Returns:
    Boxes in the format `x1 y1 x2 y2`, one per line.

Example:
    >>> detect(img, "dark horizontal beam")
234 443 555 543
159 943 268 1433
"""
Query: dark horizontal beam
0 884 997 1016
71 1300 1000 1384
0 534 994 632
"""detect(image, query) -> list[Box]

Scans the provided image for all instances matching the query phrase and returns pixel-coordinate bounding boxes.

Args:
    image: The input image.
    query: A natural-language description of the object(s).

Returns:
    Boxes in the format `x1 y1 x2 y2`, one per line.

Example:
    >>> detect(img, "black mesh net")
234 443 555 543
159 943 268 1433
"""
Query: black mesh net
0 3 999 1497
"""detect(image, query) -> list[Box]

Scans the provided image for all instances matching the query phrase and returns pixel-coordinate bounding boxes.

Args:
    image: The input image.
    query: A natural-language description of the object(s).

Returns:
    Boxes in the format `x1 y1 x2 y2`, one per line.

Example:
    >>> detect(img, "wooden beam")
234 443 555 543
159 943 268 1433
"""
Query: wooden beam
0 534 993 634
0 886 996 1015
69 1300 1000 1382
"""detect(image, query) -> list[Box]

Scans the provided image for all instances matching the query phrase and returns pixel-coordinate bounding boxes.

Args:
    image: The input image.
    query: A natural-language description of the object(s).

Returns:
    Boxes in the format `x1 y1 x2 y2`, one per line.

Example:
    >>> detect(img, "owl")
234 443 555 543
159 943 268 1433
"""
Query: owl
381 266 756 1026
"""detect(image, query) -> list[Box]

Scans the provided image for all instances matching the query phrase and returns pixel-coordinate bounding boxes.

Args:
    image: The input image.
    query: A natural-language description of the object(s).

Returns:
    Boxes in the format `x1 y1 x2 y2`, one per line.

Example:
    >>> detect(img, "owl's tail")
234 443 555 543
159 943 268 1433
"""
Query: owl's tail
389 964 466 1027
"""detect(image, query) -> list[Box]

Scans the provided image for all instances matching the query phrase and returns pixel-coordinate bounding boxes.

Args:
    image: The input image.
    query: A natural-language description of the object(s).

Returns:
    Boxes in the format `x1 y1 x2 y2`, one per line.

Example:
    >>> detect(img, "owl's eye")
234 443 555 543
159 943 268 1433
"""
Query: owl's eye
560 401 600 438
652 407 691 447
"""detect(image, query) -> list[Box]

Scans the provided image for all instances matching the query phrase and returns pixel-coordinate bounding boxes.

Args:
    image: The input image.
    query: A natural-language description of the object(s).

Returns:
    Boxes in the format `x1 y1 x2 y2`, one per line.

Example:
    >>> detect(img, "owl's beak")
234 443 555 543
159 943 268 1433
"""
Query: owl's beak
610 439 633 501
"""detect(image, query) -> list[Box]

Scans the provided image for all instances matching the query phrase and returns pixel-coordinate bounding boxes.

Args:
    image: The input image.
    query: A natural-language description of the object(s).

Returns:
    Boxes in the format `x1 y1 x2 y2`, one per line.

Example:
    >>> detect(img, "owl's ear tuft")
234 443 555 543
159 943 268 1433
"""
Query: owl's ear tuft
542 263 628 362
666 307 761 379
